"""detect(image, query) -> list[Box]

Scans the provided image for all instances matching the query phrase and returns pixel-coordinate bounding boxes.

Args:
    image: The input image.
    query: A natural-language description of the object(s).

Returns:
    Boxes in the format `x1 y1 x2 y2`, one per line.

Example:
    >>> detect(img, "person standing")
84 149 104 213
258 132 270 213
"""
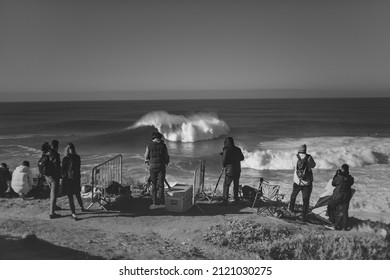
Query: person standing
0 163 12 197
327 164 354 230
39 142 61 219
144 131 170 208
62 143 85 221
11 161 35 199
221 137 245 206
50 140 62 196
289 144 316 222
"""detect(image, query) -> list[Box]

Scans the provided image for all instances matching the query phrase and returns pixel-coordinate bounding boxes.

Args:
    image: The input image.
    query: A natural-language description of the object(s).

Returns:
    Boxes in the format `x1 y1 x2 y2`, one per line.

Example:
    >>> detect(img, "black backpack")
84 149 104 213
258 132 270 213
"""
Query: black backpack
38 154 54 176
296 154 310 180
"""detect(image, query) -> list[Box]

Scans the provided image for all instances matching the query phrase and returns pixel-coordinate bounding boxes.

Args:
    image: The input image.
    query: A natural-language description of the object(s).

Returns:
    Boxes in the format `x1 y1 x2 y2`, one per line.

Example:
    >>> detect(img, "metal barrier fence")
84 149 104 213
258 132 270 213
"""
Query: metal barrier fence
86 154 122 211
193 160 207 203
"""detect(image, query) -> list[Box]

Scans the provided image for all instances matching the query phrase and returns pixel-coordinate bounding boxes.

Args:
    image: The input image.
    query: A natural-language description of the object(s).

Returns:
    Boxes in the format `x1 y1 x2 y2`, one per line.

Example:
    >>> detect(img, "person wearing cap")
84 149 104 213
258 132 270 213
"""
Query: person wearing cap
0 163 12 197
62 143 85 221
289 144 316 222
11 161 35 200
327 164 354 230
144 131 170 208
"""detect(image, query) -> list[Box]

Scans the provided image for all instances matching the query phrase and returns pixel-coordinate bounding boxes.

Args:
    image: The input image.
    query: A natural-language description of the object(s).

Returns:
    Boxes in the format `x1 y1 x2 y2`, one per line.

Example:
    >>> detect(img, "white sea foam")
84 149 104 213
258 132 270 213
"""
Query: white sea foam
241 137 390 170
130 111 230 142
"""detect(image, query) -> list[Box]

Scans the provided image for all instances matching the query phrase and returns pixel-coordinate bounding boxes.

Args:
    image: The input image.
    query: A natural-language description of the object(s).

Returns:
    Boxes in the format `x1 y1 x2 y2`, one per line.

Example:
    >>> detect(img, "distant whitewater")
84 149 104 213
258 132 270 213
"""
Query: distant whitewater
241 137 390 170
130 111 230 142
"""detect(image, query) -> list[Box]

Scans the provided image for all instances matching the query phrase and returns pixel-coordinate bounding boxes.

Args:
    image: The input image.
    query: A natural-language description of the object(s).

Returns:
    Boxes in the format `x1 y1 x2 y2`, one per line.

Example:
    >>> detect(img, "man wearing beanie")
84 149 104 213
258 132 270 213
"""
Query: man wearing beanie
144 131 170 208
289 144 316 222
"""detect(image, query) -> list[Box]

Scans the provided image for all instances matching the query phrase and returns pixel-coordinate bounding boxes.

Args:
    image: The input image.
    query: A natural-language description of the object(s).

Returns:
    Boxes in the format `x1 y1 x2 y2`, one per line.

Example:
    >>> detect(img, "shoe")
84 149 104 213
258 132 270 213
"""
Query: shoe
71 214 79 221
49 213 62 219
81 208 87 212
324 225 336 230
149 204 157 210
54 205 63 211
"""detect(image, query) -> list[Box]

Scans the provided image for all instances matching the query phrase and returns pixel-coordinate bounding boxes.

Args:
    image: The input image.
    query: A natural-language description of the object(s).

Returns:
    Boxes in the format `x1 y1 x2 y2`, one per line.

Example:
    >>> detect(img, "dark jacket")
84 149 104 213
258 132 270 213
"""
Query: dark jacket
332 172 354 201
61 154 81 181
145 139 170 170
47 150 61 179
222 145 244 176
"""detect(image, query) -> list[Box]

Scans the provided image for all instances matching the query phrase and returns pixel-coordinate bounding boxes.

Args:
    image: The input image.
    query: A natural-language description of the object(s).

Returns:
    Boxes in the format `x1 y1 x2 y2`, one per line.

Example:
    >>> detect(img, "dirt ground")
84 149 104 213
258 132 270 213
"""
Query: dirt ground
0 195 384 260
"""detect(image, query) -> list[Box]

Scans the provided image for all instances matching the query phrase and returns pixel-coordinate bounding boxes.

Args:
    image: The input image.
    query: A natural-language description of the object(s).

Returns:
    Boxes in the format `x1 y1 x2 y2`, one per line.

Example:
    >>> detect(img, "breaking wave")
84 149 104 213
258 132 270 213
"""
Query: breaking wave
130 111 230 142
241 137 390 170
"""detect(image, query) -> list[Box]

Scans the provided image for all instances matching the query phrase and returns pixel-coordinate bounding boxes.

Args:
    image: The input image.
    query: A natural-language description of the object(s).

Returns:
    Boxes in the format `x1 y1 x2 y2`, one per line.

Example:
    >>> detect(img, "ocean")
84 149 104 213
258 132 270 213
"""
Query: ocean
1 98 389 222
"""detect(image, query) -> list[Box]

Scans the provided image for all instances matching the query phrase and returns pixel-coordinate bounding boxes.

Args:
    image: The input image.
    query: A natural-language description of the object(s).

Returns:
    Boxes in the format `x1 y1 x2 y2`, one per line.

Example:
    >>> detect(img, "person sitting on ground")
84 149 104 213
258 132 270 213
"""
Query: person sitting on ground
0 163 12 197
11 161 35 200
61 143 85 221
221 137 245 206
327 164 354 230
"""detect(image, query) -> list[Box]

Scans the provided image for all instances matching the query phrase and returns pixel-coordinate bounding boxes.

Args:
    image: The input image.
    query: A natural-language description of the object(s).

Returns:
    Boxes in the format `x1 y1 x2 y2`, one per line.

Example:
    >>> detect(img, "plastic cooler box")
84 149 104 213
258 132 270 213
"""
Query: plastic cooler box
165 184 193 212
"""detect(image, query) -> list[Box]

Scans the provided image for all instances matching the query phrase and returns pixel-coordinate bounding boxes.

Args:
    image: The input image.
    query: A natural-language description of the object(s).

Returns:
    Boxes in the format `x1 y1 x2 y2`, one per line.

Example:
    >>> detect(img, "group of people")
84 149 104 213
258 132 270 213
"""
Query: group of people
1 132 355 230
0 140 86 220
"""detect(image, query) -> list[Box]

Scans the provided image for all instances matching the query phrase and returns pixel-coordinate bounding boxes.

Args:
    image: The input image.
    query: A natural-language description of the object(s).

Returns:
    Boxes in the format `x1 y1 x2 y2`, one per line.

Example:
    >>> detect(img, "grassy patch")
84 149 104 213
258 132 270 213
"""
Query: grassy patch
204 220 390 260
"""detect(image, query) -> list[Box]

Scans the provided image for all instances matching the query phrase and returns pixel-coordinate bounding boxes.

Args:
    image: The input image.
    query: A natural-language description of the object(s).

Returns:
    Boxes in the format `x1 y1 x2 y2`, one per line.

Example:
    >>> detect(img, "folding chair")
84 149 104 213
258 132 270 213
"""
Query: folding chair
252 178 285 217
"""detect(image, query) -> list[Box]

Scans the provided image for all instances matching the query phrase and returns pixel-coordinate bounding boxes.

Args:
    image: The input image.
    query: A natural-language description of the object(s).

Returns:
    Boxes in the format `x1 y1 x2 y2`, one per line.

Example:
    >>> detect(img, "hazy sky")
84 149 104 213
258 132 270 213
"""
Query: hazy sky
1 0 390 101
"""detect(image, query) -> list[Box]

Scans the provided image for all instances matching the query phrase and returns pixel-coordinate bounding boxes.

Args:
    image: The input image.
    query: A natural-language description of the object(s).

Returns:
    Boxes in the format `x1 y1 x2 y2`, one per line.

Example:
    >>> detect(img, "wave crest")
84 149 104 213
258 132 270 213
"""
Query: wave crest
241 137 390 170
130 111 230 142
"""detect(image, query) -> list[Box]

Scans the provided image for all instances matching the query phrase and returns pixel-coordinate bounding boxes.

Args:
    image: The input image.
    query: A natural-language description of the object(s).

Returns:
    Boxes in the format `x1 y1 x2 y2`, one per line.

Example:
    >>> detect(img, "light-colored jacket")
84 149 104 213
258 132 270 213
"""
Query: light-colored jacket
292 153 316 186
11 165 34 195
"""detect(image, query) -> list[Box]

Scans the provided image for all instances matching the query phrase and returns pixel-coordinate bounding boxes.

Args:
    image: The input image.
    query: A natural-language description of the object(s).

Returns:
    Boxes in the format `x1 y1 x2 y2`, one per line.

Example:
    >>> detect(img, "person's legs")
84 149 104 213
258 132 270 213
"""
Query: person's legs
46 176 59 216
75 191 84 210
157 169 166 204
149 169 158 204
289 183 302 212
233 174 240 201
301 185 313 222
222 174 233 203
67 194 76 214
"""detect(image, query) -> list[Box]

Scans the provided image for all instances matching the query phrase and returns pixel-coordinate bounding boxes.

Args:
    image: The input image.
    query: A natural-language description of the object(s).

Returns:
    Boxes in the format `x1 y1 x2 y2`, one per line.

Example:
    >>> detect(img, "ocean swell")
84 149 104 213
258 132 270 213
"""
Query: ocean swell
241 137 390 170
130 111 230 142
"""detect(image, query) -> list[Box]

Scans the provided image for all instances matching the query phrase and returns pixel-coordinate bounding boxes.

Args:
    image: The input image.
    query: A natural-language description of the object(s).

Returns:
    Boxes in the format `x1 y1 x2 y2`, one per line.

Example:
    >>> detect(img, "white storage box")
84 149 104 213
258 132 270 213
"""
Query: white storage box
165 184 193 213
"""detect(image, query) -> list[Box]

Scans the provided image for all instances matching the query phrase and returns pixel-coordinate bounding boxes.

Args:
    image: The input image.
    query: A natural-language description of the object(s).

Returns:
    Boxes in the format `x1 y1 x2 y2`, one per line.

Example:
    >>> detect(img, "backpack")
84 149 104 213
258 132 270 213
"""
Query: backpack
296 154 311 181
38 155 54 176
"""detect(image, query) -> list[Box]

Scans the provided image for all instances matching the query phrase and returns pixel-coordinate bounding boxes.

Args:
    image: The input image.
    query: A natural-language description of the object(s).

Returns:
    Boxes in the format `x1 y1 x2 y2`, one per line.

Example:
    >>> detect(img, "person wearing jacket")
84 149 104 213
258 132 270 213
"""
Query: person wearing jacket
289 144 316 222
221 137 244 206
0 163 12 197
62 143 85 221
41 142 61 219
327 164 354 230
144 131 170 207
11 161 35 199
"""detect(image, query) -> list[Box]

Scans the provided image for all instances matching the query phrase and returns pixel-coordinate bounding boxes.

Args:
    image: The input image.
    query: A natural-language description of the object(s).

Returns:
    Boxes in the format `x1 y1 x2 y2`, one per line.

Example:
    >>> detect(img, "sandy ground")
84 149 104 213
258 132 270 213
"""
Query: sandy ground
0 194 387 260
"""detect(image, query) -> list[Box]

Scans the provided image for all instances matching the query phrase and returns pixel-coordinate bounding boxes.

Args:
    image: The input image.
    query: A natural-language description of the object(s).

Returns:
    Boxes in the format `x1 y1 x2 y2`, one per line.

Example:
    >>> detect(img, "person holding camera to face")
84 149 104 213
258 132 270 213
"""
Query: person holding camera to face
220 137 244 206
327 164 354 230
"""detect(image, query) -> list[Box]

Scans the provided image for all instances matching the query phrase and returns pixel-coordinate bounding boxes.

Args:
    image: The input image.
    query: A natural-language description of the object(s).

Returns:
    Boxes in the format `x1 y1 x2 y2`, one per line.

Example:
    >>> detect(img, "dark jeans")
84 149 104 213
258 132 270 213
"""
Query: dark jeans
67 192 84 214
327 196 351 230
150 168 165 204
45 176 59 215
223 173 240 202
289 183 313 220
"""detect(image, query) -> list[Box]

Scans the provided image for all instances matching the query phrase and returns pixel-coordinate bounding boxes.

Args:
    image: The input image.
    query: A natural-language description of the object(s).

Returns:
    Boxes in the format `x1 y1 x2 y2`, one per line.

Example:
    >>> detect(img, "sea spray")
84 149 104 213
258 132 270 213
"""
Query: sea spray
130 111 230 142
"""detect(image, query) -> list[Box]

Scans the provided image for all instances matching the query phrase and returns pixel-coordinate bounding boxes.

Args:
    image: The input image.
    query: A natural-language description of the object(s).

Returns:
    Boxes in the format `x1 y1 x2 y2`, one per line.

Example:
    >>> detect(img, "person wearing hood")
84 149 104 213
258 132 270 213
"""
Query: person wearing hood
11 161 35 199
289 144 316 222
62 143 85 221
327 164 354 230
144 131 170 207
220 137 244 206
0 163 12 197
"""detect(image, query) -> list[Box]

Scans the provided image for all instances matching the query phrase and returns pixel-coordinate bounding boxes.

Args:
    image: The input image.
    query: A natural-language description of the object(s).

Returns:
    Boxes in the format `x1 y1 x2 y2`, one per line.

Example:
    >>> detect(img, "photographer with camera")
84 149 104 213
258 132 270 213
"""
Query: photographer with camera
220 137 244 206
327 164 354 230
